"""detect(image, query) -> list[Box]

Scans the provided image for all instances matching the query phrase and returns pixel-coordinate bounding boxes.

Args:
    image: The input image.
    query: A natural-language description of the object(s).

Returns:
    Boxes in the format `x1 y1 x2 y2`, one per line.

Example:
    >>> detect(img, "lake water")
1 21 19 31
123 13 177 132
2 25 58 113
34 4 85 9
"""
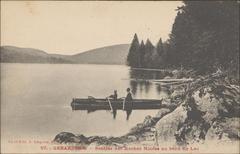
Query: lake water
1 63 169 142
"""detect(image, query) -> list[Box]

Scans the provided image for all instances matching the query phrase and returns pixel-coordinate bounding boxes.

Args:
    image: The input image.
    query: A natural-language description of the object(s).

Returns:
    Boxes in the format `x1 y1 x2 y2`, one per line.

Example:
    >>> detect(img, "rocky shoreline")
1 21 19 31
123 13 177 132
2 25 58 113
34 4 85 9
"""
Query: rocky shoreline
53 108 173 147
53 72 240 147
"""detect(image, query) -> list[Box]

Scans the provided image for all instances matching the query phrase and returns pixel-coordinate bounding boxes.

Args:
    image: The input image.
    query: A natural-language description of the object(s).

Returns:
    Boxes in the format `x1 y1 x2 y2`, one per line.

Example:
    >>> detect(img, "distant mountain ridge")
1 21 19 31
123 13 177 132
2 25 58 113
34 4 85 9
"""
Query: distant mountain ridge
0 44 130 65
70 44 130 65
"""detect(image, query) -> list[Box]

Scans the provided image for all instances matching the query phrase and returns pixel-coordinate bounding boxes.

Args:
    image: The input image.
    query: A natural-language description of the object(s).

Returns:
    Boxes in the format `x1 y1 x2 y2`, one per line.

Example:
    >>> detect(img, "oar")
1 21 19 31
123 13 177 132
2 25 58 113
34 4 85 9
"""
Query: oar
123 98 126 110
107 97 113 113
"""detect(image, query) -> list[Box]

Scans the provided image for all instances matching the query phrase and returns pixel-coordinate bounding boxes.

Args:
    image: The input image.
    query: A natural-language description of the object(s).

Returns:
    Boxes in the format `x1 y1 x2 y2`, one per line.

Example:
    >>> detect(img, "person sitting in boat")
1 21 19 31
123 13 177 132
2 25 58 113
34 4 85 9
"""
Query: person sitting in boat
108 90 118 100
124 88 133 120
107 90 118 119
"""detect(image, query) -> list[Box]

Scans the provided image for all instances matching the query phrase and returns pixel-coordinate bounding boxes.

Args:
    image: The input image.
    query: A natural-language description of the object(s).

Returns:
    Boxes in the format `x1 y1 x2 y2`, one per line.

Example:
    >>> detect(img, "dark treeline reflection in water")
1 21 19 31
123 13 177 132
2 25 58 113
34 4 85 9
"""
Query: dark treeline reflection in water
108 69 172 120
98 69 172 120
129 69 172 96
129 69 173 80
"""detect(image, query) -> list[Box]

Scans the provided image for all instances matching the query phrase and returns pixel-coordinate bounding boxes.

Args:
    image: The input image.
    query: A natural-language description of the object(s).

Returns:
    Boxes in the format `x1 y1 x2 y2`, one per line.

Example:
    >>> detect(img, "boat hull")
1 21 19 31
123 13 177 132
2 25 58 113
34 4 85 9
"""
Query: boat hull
71 98 163 110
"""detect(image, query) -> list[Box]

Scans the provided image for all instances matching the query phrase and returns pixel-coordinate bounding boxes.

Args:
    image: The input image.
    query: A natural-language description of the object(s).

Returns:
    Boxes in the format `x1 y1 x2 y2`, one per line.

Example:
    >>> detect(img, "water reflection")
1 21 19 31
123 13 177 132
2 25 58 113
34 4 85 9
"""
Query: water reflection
129 69 171 97
126 110 132 121
86 69 173 120
156 84 162 95
108 109 132 120
84 68 172 120
129 69 173 80
113 109 117 119
130 80 138 95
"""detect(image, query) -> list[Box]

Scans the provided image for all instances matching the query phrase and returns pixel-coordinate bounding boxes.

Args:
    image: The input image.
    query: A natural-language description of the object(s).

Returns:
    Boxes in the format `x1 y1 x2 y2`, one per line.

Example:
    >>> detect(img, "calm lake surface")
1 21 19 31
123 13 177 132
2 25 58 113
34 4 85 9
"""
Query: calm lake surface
1 63 169 141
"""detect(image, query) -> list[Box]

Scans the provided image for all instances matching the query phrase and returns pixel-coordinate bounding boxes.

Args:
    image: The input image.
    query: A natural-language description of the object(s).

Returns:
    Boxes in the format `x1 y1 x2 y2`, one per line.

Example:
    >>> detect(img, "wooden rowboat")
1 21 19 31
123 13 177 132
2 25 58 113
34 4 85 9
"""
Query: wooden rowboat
71 98 164 110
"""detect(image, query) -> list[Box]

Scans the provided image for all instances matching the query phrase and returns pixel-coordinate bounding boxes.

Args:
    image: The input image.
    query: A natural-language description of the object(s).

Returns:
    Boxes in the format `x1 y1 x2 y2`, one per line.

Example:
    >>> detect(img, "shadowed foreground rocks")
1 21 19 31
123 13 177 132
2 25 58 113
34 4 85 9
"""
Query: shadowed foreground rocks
156 75 240 145
53 111 170 147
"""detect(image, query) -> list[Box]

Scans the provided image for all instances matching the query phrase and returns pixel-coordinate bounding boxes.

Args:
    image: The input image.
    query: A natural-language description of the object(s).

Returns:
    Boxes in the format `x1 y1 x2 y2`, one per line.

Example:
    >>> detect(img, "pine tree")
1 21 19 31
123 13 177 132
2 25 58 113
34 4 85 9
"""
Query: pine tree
127 33 140 67
156 38 164 56
145 39 154 53
165 1 239 74
143 39 155 68
139 40 145 67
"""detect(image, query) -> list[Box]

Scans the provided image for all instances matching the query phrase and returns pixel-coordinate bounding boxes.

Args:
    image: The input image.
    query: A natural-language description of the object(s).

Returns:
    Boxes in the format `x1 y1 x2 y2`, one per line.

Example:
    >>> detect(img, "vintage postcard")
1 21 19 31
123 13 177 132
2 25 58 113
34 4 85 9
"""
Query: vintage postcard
1 1 239 153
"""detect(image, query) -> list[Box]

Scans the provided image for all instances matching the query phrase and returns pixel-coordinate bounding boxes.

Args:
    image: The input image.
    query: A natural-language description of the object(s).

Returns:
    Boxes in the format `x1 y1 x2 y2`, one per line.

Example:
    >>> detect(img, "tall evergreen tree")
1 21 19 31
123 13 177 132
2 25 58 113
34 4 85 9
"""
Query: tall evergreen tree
162 41 172 68
166 1 239 75
127 33 140 67
143 39 155 68
145 39 155 53
150 38 165 68
156 38 164 56
139 40 145 67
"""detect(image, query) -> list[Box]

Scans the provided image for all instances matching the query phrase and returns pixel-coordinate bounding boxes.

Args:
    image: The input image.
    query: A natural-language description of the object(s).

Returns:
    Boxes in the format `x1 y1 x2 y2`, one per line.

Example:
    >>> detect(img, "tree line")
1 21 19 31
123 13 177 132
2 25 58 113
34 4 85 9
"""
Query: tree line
127 1 239 75
126 33 166 69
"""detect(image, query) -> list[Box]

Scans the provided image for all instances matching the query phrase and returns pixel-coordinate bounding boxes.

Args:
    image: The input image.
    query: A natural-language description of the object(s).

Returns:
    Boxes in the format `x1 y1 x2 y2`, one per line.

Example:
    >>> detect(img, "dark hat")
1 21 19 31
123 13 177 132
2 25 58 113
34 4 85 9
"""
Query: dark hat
127 88 131 92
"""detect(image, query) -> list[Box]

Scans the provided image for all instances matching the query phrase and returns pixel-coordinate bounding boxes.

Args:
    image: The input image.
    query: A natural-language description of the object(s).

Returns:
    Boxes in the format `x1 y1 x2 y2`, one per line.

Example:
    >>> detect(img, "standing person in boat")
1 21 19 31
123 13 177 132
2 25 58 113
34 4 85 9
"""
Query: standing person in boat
108 90 118 119
124 88 133 120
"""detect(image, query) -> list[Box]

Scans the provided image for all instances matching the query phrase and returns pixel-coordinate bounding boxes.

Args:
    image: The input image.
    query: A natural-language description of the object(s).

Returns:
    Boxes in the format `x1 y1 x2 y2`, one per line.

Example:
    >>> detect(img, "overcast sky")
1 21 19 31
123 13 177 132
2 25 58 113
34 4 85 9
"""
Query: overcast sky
1 1 183 55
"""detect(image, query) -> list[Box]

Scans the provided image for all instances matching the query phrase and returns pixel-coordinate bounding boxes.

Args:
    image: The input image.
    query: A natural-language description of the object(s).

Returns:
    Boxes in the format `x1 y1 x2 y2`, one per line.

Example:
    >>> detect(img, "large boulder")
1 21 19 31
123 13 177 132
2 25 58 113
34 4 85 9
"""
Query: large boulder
156 105 187 142
156 82 240 145
128 115 156 136
155 108 171 118
205 117 240 141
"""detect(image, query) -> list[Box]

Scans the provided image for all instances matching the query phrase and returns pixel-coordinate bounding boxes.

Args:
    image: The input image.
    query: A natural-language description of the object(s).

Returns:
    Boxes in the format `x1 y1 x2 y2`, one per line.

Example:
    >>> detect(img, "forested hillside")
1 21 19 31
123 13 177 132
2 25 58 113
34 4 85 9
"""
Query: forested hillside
127 1 239 76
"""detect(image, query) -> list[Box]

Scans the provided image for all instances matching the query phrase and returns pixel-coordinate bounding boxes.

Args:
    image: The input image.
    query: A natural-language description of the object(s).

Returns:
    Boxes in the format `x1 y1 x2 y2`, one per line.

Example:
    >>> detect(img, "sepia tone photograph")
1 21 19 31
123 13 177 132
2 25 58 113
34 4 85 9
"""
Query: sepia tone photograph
0 1 239 153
